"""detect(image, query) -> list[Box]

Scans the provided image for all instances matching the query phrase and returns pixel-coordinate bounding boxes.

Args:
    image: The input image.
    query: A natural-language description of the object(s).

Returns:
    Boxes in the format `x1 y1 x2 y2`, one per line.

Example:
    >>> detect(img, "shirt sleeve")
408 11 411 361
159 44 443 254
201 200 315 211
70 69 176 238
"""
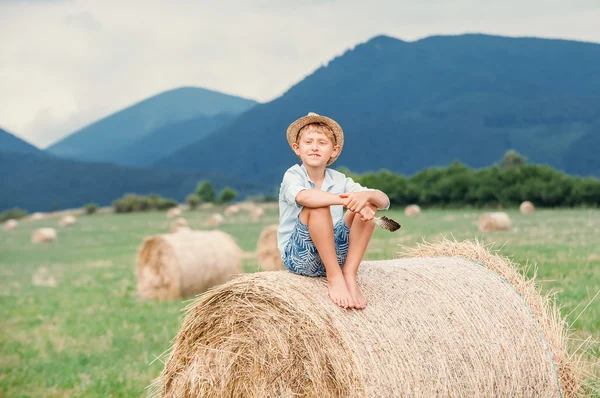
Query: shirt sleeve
280 170 307 208
343 176 391 210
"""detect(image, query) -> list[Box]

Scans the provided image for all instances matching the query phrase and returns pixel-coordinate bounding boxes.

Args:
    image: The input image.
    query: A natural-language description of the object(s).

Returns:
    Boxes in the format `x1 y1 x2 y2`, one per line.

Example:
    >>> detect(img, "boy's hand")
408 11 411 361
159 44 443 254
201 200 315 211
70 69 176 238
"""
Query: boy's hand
358 206 376 221
340 192 371 213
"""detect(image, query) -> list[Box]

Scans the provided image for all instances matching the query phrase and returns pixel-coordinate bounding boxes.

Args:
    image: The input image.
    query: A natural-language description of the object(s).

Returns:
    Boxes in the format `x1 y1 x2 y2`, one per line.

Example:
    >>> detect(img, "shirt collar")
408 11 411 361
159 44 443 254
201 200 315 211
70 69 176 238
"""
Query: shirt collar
299 164 334 191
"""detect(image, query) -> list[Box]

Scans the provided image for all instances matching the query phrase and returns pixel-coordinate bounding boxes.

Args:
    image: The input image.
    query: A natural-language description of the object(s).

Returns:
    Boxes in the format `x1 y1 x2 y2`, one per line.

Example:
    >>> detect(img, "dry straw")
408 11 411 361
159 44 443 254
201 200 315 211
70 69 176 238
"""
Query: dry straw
250 206 265 221
521 201 536 214
3 219 18 231
257 224 284 271
169 217 190 233
404 204 421 216
151 239 581 397
30 212 45 221
206 213 224 227
136 230 241 300
224 205 240 216
31 228 57 244
59 215 76 227
166 207 181 218
478 211 511 232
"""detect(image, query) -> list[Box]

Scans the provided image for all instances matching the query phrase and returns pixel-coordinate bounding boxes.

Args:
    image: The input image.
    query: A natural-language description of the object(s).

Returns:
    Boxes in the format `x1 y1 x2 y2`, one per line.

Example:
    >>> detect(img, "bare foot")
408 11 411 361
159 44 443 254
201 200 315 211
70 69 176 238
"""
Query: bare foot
343 274 367 309
327 274 354 309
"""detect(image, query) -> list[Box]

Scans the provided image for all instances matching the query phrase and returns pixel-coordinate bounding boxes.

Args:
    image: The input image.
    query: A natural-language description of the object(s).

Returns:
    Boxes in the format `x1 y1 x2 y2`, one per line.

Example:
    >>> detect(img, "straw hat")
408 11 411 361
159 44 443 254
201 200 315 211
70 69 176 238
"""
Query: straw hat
286 112 344 166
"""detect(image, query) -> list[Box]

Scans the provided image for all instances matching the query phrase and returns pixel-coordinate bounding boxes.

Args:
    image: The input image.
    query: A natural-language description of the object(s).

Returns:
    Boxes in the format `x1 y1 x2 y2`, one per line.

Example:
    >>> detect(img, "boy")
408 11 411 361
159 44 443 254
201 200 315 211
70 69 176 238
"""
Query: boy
278 112 390 310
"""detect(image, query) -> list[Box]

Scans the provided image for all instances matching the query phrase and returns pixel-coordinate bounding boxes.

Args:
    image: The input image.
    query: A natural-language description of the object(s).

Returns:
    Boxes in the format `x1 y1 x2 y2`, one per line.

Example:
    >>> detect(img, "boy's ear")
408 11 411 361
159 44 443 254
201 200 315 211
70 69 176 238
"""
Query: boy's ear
331 144 341 158
291 142 300 156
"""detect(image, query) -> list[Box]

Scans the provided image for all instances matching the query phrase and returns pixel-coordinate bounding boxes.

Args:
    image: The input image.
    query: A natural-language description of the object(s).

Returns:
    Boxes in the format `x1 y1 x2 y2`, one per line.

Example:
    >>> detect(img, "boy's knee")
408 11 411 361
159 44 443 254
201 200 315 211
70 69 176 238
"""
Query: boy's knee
300 206 331 223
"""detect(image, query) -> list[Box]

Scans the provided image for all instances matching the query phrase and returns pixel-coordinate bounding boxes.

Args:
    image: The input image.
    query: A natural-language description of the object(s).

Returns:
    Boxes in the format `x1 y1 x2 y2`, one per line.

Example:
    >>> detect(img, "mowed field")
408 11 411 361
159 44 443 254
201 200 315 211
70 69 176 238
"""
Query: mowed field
1 206 599 397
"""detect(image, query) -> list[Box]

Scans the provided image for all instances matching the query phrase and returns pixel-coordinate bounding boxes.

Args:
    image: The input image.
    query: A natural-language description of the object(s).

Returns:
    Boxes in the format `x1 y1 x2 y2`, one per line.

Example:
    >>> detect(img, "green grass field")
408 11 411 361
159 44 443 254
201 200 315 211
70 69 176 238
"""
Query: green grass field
1 207 599 397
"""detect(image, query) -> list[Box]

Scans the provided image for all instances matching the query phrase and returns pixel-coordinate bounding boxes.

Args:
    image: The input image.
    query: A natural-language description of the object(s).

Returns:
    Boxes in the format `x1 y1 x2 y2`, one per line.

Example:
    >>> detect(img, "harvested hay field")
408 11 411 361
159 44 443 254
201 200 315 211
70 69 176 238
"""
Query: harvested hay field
137 230 241 300
152 240 581 397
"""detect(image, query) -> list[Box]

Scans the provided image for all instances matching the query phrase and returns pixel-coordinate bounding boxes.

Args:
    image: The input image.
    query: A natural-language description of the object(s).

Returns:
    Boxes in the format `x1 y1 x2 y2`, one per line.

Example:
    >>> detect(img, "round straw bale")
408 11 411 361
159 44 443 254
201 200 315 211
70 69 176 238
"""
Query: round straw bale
30 212 45 221
404 204 421 216
169 217 190 233
478 211 511 232
31 228 57 244
153 240 578 397
520 201 536 214
257 224 284 271
136 230 241 300
200 202 214 210
3 219 18 231
206 213 224 227
224 205 240 216
249 206 265 221
166 207 181 218
59 215 76 227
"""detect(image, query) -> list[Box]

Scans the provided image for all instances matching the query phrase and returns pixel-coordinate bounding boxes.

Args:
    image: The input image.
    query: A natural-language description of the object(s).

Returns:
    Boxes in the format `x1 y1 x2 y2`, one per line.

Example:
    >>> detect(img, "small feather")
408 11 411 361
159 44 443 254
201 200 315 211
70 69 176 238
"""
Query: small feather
374 216 401 232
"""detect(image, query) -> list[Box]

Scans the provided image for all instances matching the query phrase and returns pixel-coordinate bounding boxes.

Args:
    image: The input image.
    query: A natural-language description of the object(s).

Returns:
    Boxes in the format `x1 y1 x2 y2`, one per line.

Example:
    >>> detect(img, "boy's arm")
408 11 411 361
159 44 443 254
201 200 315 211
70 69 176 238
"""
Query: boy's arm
296 189 345 208
343 176 390 210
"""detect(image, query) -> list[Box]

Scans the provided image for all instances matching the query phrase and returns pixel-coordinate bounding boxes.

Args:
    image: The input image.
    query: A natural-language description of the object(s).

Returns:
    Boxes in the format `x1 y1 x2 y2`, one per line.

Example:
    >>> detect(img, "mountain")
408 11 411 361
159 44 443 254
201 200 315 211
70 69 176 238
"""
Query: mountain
108 112 236 166
155 34 600 183
46 87 257 162
0 127 43 155
0 150 269 212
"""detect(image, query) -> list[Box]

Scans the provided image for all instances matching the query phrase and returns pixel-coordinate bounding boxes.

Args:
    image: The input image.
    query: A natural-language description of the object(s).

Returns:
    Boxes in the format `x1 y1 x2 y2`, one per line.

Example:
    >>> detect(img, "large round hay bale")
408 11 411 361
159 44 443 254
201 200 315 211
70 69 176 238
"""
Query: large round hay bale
520 201 536 214
478 212 511 232
31 228 57 244
404 204 421 216
257 224 284 271
152 240 578 397
136 230 241 300
166 207 181 218
249 206 265 221
206 213 224 227
59 215 76 227
3 219 18 231
30 212 45 221
169 217 190 233
224 205 240 216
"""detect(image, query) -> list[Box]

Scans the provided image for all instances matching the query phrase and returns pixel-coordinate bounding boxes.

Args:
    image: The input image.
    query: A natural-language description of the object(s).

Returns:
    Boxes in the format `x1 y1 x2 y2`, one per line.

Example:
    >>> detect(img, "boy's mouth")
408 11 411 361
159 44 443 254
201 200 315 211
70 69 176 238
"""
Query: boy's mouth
309 154 321 157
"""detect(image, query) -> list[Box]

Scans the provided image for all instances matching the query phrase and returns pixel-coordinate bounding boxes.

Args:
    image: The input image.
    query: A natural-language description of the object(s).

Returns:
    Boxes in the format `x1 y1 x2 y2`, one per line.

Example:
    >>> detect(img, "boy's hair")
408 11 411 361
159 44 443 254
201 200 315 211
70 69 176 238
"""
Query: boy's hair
296 122 337 145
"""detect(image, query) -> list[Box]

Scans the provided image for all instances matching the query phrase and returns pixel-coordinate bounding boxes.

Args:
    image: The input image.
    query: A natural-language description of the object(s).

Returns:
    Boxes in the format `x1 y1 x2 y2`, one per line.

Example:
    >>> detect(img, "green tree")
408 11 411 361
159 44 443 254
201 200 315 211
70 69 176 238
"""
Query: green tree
218 187 238 204
500 150 527 169
195 180 215 203
186 194 201 210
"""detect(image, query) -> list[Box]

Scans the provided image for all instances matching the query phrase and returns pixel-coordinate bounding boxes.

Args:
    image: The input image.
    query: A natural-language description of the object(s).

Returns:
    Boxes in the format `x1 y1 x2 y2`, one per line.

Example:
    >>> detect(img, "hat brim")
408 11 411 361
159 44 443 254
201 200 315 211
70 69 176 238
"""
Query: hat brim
286 114 344 166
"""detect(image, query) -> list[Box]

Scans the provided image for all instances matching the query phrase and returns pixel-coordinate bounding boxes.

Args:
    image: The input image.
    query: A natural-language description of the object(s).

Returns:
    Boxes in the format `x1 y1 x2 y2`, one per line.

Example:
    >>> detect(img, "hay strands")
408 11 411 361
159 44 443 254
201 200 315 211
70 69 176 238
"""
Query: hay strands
374 215 401 232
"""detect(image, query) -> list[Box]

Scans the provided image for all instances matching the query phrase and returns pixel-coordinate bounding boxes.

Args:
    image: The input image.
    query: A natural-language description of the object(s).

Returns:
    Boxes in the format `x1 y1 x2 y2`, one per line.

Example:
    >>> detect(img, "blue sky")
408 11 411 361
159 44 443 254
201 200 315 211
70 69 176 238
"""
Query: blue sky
1 0 599 147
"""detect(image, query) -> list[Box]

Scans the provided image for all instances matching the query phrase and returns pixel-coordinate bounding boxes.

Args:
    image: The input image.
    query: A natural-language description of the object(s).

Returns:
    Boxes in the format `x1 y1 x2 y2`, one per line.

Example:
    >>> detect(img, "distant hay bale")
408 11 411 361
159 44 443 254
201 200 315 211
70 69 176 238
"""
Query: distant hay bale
404 204 421 216
3 219 18 231
224 205 240 216
520 201 536 214
136 230 241 300
478 212 511 232
206 213 224 227
200 202 214 210
257 224 284 271
152 239 578 397
169 217 190 233
249 206 265 221
31 228 57 244
59 215 76 227
166 207 182 218
30 212 45 221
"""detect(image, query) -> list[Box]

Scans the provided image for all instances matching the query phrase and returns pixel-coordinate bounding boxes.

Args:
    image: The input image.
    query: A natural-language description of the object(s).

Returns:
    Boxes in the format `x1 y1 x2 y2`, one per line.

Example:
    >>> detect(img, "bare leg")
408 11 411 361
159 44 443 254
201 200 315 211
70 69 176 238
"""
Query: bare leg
299 207 354 309
342 204 376 309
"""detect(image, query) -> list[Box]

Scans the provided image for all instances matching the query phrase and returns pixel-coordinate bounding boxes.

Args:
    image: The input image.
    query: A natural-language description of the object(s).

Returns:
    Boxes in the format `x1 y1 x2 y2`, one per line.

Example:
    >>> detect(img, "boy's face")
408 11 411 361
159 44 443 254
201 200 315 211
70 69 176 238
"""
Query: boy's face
292 127 340 168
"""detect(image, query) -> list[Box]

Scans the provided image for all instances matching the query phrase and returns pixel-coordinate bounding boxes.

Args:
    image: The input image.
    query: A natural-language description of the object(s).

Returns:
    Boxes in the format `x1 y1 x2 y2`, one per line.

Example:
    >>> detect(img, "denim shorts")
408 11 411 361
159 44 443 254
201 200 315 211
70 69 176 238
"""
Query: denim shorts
282 217 350 277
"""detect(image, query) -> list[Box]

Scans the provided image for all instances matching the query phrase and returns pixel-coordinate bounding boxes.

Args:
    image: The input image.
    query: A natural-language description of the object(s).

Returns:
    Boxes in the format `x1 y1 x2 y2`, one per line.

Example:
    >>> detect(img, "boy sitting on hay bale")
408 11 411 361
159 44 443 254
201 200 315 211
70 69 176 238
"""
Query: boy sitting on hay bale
278 112 390 310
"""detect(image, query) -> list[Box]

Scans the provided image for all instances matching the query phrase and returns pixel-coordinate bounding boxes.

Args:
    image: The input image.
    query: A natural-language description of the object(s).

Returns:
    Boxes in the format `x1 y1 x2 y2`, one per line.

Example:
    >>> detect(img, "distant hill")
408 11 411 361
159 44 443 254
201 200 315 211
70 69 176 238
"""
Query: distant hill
0 150 269 212
0 127 44 155
108 112 236 166
46 87 257 162
156 34 600 183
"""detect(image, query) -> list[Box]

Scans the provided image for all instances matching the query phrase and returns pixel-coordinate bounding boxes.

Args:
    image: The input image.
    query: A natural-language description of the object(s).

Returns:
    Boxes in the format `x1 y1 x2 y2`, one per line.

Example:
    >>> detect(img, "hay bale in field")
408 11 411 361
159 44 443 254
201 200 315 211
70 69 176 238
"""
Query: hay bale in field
151 239 579 398
169 217 190 233
30 212 45 221
200 202 214 210
206 213 224 227
404 204 421 216
31 228 57 244
478 212 511 232
224 205 240 216
166 207 181 218
59 215 76 227
249 206 265 221
3 219 18 231
136 230 241 300
257 224 284 271
520 201 536 214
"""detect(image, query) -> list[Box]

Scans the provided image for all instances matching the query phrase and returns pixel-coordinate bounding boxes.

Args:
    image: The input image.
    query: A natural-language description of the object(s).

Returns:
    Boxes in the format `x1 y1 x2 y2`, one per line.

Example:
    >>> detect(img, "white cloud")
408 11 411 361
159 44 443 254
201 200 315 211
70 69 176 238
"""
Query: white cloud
0 0 599 147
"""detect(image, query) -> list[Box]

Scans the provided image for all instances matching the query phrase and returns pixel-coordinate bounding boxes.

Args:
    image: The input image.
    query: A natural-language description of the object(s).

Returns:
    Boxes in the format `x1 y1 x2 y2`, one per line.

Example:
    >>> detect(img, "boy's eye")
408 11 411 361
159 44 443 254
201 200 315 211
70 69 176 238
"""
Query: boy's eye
319 141 327 145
